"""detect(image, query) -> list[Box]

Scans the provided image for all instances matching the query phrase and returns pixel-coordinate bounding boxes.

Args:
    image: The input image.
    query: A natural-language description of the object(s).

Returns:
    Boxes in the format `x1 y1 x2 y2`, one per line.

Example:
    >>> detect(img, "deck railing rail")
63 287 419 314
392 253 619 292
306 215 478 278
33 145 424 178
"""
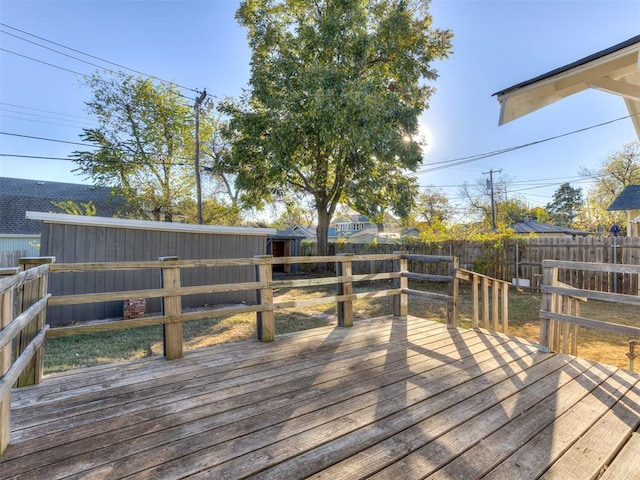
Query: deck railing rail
539 260 640 358
0 253 510 457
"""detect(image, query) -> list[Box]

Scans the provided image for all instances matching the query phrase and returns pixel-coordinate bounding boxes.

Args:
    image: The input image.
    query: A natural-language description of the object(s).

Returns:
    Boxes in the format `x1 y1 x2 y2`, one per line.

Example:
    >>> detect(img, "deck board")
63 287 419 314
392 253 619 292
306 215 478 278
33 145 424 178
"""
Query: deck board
1 316 638 479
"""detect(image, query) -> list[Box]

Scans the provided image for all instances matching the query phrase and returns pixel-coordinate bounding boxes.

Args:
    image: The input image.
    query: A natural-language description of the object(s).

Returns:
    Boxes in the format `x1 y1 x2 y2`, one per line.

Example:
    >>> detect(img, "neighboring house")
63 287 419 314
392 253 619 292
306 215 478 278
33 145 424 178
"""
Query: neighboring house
333 214 395 233
345 227 420 244
509 220 590 238
0 177 121 237
290 225 341 242
333 215 375 233
607 185 640 237
494 34 640 139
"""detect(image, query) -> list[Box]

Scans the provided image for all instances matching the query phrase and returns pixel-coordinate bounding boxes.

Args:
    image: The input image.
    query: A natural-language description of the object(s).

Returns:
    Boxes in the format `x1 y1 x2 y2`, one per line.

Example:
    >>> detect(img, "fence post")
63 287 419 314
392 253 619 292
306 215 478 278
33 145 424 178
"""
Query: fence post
254 255 275 341
160 256 183 360
539 265 558 353
16 257 54 387
491 279 499 331
447 257 459 329
392 252 408 318
336 254 354 327
0 268 18 456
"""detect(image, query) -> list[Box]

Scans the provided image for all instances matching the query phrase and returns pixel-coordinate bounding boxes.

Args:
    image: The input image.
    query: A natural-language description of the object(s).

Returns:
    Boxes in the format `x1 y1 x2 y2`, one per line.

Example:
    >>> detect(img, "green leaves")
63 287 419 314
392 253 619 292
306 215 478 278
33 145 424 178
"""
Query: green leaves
226 0 452 252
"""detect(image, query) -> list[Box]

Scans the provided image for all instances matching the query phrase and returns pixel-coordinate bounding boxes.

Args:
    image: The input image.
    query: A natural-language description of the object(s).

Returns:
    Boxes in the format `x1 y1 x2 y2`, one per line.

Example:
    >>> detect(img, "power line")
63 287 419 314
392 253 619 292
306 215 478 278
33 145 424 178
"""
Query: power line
0 102 93 121
0 47 88 77
0 131 93 147
0 23 198 93
415 112 640 174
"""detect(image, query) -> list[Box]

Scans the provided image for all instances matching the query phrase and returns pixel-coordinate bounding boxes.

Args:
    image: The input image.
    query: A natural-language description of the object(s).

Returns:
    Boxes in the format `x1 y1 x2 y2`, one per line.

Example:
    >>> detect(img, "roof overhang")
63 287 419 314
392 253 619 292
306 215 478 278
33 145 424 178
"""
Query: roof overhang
494 35 640 138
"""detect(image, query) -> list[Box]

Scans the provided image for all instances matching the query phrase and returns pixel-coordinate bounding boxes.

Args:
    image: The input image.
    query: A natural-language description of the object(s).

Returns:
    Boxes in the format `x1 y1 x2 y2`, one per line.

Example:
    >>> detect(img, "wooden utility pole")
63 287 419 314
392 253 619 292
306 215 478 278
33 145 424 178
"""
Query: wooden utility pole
194 89 207 225
483 168 502 231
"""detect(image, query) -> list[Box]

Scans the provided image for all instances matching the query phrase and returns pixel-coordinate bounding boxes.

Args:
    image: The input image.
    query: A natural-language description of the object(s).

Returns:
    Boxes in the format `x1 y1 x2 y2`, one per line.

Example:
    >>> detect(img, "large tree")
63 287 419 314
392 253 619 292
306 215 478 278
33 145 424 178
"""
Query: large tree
222 0 452 254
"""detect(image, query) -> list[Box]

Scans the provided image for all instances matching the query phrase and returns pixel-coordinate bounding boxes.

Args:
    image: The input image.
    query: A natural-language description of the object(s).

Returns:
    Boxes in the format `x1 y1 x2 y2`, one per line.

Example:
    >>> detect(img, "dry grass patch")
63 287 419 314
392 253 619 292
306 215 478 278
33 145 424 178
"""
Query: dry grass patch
44 277 638 373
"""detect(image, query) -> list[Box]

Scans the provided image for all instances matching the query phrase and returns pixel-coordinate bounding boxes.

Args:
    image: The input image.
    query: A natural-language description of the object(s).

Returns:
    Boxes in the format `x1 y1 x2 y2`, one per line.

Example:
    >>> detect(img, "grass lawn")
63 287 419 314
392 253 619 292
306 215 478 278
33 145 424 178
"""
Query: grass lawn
44 278 638 374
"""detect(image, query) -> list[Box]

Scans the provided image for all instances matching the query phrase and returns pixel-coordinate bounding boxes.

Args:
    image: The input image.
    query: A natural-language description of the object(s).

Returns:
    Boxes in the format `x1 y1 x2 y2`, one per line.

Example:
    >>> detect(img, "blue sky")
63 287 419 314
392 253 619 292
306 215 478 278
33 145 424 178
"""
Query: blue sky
1 0 639 215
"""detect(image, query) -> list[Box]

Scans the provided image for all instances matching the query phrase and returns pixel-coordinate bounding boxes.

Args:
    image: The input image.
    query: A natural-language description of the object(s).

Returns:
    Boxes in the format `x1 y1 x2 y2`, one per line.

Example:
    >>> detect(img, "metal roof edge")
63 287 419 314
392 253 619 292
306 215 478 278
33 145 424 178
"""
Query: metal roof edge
25 212 275 236
493 34 640 97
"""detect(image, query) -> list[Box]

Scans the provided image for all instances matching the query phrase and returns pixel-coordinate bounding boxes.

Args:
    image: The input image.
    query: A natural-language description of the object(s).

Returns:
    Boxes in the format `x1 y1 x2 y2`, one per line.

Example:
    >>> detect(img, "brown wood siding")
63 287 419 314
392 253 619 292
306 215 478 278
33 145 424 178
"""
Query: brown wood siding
40 224 265 326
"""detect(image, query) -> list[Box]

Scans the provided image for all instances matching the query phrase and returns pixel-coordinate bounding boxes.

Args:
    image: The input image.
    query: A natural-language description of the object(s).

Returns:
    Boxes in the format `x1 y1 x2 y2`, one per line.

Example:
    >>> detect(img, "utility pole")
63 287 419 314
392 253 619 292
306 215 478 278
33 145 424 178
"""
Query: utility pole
483 168 502 231
194 89 207 225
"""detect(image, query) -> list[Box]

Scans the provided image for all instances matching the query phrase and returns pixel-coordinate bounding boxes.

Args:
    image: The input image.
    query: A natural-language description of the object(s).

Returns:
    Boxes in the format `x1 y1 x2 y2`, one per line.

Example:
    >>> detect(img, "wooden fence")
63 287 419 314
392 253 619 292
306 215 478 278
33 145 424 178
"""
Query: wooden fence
539 260 640 360
332 236 640 294
0 251 26 269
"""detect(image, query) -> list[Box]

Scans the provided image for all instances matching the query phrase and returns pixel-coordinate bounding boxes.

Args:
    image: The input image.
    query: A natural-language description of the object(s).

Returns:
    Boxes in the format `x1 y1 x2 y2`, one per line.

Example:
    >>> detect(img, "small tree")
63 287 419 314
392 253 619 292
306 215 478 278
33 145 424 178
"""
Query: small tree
545 182 583 227
72 73 196 222
578 142 640 231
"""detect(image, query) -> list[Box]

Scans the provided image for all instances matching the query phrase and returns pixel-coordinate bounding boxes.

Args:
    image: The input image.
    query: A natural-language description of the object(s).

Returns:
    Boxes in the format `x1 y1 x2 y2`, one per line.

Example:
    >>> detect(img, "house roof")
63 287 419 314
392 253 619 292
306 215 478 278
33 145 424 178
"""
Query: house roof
607 185 640 211
510 220 590 237
494 34 640 137
291 225 340 239
0 177 122 234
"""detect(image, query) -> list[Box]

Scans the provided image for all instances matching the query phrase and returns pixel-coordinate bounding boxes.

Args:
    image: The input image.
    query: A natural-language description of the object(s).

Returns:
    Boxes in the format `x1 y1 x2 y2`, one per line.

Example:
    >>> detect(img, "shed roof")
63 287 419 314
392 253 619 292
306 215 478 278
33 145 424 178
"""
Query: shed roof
0 177 122 234
607 185 640 211
26 212 275 236
510 219 590 236
494 35 640 137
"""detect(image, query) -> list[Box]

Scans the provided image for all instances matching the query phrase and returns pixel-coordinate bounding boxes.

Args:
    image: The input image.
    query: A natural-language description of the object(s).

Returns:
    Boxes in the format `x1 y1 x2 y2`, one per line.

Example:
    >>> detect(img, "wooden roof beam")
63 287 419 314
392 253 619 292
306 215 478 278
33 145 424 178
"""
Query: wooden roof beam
587 77 640 101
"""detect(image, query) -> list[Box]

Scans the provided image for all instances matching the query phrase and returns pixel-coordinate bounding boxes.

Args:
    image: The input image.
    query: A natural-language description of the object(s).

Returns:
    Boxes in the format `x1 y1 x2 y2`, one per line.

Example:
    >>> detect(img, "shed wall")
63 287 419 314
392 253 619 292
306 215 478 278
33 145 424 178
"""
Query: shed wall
40 223 265 326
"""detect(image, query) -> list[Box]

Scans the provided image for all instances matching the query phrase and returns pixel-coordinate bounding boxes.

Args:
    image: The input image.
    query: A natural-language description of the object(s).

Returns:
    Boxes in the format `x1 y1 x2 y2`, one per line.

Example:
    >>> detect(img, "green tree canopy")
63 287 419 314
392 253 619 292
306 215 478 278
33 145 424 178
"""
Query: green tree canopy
578 142 640 232
545 182 583 227
71 73 196 221
221 0 452 254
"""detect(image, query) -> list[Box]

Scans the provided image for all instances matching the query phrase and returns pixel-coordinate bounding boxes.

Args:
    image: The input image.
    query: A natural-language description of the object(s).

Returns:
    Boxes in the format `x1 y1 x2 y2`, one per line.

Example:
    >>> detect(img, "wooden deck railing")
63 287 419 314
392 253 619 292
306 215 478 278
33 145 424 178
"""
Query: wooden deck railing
539 260 640 356
0 257 53 455
0 252 511 457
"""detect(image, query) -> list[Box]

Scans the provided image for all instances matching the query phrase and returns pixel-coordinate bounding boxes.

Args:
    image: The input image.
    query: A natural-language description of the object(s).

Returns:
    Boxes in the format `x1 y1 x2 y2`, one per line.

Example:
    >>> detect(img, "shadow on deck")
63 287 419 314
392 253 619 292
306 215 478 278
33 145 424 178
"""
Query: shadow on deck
2 316 639 479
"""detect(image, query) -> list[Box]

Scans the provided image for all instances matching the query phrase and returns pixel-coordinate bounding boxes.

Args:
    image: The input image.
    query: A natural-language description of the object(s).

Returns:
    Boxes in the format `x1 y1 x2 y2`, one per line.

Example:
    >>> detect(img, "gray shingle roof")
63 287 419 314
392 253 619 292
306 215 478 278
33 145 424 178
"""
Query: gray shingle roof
494 34 640 97
510 220 590 236
0 177 122 234
607 185 640 211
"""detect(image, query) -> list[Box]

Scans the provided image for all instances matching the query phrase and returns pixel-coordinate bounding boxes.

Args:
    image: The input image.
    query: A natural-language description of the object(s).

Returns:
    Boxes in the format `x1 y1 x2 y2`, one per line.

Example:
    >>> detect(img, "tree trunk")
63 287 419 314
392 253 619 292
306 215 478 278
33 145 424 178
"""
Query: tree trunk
316 208 330 257
377 222 384 233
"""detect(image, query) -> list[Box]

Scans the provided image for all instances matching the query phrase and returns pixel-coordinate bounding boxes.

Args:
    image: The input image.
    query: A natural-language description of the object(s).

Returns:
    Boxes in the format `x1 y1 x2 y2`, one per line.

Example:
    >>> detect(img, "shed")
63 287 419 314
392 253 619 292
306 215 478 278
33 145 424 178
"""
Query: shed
27 212 275 326
267 229 305 273
607 184 640 237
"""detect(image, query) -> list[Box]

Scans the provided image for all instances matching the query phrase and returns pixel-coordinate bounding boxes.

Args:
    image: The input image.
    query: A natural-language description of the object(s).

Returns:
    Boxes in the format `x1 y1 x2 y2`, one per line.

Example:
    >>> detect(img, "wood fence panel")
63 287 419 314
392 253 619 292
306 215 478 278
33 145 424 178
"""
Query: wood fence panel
337 237 640 295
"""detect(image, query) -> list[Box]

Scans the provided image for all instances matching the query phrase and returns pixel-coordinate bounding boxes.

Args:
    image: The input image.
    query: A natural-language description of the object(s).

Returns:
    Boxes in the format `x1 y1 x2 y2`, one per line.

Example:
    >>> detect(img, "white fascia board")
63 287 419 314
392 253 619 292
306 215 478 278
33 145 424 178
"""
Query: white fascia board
497 47 640 125
26 212 276 237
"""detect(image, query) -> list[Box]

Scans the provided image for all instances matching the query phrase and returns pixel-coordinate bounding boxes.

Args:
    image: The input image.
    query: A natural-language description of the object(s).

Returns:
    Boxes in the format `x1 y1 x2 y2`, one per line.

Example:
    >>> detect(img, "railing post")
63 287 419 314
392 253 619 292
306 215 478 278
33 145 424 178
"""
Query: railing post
501 282 509 334
160 256 183 360
447 257 459 329
491 279 499 331
16 257 54 386
539 265 558 353
471 273 479 329
393 252 408 319
254 255 275 341
481 276 489 329
0 267 18 456
336 254 354 327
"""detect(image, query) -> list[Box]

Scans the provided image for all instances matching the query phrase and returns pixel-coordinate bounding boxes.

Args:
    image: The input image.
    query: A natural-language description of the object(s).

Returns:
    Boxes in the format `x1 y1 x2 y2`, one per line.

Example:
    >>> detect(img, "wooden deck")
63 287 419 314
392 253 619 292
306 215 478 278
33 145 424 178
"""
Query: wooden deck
1 316 639 479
